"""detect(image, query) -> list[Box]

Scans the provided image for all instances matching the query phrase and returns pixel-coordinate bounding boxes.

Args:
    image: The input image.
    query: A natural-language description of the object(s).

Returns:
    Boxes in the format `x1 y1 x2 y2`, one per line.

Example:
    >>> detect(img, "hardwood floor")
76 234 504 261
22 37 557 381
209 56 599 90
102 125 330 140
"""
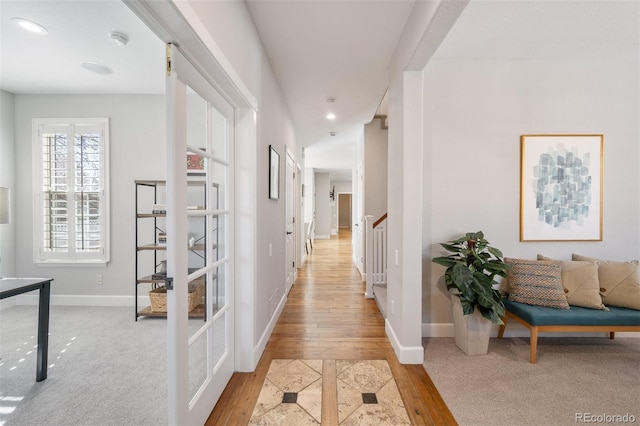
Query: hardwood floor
206 229 456 425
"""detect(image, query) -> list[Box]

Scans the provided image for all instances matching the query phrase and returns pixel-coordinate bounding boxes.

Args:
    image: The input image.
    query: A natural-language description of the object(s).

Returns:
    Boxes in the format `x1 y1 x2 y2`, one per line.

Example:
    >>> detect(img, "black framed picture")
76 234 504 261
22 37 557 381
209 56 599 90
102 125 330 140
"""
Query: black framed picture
269 145 280 200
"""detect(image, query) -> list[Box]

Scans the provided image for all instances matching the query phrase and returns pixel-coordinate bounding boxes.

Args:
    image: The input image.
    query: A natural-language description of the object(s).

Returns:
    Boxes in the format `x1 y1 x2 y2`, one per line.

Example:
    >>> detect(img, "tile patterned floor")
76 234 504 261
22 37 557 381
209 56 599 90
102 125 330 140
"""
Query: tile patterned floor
249 359 410 425
336 360 410 425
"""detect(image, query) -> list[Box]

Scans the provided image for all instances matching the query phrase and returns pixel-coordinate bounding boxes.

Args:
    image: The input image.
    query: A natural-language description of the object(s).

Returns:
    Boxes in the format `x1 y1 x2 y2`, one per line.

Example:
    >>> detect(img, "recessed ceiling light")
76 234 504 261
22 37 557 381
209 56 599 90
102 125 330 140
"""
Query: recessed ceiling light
12 17 48 35
81 61 112 75
326 113 336 120
109 32 129 47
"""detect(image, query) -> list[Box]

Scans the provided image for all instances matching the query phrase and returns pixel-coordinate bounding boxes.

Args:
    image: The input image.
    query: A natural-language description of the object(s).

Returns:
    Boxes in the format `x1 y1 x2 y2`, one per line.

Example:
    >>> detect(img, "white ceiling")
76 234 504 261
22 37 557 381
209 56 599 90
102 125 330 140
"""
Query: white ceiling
245 0 416 181
432 0 638 61
245 0 414 147
0 0 164 94
304 137 355 181
1 0 415 182
2 1 637 183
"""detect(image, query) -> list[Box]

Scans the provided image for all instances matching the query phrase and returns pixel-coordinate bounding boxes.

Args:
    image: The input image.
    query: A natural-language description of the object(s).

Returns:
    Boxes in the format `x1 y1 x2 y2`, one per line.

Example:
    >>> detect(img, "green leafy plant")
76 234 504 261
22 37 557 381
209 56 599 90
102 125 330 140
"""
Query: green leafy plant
432 231 509 324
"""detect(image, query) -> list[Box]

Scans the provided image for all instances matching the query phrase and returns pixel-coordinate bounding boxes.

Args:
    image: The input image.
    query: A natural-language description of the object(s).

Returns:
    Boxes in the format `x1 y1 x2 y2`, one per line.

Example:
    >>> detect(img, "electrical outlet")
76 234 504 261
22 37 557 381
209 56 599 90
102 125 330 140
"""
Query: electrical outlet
269 243 273 257
96 274 103 285
391 299 395 315
394 250 399 266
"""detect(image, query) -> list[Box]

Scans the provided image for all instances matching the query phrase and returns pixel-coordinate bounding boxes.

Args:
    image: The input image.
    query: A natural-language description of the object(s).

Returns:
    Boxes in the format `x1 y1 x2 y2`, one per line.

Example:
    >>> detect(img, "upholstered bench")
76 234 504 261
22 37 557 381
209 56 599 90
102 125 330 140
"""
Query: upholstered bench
498 298 640 364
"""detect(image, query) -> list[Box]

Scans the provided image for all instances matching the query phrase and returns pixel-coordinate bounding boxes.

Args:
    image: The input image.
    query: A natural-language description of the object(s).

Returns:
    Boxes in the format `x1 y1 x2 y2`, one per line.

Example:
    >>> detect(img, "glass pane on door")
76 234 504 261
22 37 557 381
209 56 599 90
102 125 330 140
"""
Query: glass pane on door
184 85 209 406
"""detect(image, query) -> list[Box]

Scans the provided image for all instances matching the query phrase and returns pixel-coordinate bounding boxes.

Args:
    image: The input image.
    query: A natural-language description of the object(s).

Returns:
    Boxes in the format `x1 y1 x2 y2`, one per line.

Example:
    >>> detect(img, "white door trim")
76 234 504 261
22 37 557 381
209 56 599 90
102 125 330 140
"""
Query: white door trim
284 147 296 294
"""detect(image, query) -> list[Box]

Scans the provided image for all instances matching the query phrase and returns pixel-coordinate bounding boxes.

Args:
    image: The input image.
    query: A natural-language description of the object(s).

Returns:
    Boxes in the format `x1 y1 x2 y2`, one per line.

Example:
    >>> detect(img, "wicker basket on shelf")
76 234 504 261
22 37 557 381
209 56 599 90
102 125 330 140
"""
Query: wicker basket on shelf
149 283 204 313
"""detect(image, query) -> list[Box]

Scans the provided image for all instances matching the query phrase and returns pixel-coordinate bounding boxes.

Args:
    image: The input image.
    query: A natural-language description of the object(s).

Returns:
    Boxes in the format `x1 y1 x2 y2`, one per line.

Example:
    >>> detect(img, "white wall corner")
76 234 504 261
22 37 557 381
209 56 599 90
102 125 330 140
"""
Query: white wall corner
386 319 424 364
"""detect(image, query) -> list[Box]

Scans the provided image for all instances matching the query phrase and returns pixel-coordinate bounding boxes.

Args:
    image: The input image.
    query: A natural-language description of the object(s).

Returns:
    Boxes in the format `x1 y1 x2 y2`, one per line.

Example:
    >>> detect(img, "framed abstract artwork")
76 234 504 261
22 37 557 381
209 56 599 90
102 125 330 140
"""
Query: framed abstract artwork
269 145 280 200
520 134 603 241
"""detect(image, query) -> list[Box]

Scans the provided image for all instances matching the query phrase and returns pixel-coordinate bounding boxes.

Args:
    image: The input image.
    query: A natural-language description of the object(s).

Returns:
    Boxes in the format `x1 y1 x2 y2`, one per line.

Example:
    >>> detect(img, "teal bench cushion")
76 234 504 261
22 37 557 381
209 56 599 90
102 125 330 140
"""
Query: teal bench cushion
503 298 640 326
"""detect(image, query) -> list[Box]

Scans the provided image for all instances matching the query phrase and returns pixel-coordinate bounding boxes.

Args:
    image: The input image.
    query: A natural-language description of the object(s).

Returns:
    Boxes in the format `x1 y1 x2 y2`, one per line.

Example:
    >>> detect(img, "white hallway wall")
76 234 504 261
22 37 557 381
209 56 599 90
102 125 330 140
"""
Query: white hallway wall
303 168 315 222
364 119 387 220
422 58 640 330
314 172 331 238
0 90 16 281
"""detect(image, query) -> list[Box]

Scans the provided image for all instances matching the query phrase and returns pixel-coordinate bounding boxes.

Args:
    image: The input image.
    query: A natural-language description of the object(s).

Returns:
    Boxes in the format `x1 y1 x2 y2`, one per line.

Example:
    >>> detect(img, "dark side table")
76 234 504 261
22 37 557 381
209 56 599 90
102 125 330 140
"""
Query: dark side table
0 278 54 381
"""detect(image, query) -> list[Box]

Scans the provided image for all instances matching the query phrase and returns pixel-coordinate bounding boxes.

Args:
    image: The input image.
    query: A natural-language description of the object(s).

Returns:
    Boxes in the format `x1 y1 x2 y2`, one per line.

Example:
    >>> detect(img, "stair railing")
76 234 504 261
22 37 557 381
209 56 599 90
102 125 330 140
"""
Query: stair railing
365 213 387 299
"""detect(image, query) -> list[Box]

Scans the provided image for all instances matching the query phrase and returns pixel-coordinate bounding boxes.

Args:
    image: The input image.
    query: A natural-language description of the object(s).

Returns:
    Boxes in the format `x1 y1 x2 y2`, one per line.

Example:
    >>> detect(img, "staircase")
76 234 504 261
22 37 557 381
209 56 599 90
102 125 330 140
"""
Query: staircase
364 92 388 316
365 213 388 316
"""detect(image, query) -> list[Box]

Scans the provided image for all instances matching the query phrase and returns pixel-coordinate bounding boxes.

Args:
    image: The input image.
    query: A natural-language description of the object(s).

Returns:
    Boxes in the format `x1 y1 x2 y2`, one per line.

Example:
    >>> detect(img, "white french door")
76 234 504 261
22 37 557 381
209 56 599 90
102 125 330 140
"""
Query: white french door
165 43 235 425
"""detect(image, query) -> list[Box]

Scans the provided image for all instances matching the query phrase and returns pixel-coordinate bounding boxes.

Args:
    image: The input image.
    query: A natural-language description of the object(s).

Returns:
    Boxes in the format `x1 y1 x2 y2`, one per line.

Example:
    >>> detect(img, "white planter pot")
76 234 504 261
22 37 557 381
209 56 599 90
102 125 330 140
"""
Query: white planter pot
451 296 491 355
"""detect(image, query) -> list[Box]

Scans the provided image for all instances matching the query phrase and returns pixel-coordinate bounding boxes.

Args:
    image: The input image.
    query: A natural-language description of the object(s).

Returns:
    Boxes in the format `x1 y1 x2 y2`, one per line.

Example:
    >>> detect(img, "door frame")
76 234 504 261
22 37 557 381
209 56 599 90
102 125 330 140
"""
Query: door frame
337 192 353 229
296 163 303 270
354 162 365 274
284 147 297 294
125 0 260 420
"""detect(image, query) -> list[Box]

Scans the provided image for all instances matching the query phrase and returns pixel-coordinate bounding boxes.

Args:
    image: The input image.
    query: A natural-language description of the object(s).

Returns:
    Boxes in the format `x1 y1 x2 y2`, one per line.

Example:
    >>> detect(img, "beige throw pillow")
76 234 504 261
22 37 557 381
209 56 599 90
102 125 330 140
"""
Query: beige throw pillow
572 254 640 310
537 255 607 310
506 258 569 309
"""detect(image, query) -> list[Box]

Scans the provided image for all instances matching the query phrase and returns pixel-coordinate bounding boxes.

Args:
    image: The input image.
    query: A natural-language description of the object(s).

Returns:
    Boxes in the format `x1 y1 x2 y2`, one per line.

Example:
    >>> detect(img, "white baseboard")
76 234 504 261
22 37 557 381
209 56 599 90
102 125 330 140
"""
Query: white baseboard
352 256 364 277
14 294 148 307
615 332 640 338
421 322 523 338
314 235 330 240
386 319 424 364
252 291 287 369
422 322 640 338
330 229 337 235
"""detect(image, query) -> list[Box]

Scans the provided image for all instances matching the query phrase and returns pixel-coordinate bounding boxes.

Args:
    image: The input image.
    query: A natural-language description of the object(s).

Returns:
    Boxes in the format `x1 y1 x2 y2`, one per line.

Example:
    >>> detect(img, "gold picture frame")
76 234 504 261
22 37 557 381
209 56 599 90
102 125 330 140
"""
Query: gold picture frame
520 134 603 242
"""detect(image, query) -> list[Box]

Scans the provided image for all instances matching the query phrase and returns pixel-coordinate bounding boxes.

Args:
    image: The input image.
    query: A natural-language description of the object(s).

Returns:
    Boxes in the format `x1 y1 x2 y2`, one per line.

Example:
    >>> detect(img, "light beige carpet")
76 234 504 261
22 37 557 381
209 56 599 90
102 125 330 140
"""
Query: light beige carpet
249 359 410 425
424 337 640 426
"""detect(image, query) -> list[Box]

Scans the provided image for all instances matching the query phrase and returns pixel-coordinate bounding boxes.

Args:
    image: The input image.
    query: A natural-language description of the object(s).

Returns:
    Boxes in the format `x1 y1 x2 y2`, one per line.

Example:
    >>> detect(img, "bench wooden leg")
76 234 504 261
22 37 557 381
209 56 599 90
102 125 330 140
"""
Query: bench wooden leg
498 315 508 338
609 332 615 339
530 327 538 364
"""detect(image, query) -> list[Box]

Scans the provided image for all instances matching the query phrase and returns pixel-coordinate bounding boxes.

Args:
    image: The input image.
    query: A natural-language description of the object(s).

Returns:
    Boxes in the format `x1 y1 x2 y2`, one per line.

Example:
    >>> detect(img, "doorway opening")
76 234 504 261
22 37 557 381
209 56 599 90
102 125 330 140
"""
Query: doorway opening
337 193 352 229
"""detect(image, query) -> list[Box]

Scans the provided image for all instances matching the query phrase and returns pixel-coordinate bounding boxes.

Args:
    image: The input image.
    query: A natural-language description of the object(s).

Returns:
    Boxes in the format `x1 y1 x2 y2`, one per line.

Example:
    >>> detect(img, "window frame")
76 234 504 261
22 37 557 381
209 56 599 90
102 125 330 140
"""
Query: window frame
32 117 110 266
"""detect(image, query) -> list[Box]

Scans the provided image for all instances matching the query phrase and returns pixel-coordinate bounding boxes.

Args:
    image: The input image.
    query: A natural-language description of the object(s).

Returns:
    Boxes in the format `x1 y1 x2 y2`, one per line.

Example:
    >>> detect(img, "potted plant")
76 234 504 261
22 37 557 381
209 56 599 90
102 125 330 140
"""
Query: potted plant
432 231 509 355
